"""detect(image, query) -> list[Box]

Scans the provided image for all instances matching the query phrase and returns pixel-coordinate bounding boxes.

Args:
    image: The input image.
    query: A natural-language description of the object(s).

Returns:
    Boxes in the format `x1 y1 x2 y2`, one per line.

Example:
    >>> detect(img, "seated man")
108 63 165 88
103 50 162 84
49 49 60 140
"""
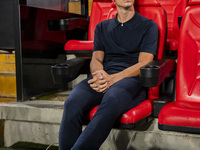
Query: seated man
59 0 158 149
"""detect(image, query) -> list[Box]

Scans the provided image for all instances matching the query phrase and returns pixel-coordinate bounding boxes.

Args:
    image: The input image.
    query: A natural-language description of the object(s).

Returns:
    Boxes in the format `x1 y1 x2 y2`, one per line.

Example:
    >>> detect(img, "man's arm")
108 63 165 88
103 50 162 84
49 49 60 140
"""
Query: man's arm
88 51 109 92
96 52 154 90
113 52 154 80
88 51 154 93
90 51 104 73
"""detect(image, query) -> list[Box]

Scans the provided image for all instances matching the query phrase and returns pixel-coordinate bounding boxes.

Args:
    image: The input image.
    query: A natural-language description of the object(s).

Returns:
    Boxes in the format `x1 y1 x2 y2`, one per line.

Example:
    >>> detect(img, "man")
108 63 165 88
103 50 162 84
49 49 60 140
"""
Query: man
59 0 158 149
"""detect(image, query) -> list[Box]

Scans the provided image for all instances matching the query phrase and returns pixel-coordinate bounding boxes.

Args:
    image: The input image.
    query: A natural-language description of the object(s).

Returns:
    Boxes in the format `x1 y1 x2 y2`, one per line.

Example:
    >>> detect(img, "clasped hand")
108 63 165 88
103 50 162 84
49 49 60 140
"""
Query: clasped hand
88 70 116 93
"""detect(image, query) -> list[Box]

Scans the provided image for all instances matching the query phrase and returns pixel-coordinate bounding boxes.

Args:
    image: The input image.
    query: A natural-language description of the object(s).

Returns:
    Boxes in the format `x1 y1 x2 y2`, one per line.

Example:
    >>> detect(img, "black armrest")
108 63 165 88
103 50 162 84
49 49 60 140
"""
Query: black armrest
51 57 90 84
140 59 176 87
48 17 89 31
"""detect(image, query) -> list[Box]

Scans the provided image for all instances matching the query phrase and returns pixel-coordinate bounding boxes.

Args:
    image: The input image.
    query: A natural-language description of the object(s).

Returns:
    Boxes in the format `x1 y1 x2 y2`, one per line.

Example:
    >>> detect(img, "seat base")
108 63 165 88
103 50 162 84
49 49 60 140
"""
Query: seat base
159 123 200 134
83 99 154 129
158 101 200 133
114 114 153 129
84 114 153 129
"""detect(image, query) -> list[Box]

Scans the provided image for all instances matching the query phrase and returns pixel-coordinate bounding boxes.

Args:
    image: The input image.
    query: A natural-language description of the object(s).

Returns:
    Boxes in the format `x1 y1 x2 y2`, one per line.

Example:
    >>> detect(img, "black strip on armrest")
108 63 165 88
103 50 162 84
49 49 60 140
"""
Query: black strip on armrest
51 57 90 84
140 59 176 87
178 16 182 29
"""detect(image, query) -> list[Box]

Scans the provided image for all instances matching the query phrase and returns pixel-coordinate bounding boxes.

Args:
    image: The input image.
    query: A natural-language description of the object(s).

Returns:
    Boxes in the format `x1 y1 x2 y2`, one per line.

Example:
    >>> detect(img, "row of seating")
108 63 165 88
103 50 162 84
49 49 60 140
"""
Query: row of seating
51 0 200 134
63 0 172 129
158 0 200 133
64 0 189 54
158 0 188 52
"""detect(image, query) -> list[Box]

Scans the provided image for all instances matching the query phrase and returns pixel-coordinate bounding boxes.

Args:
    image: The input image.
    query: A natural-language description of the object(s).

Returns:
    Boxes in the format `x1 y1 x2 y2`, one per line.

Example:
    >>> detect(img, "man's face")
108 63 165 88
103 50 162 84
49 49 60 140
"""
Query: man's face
114 0 135 9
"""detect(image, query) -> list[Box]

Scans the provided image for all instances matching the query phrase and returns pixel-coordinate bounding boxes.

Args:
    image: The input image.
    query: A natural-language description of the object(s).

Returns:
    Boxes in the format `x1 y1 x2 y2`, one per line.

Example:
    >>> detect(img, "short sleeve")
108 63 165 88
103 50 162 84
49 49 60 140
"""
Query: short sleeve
139 21 158 56
93 23 105 52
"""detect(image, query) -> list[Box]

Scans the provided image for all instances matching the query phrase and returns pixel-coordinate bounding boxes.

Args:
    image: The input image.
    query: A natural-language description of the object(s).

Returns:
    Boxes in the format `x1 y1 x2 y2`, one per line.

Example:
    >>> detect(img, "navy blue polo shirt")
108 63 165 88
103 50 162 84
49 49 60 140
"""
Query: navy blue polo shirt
93 11 158 73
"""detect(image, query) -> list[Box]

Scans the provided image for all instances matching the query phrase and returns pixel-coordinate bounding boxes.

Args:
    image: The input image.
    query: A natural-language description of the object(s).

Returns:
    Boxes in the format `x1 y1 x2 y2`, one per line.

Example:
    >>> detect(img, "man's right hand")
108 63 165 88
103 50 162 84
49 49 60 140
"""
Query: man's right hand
88 71 109 93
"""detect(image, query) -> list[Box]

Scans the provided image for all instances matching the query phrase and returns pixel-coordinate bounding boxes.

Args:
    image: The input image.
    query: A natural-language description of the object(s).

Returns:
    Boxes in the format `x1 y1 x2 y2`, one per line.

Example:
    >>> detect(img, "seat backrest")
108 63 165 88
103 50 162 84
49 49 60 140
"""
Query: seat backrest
88 0 113 41
108 0 167 59
135 1 167 59
157 0 188 41
176 0 200 103
108 0 167 99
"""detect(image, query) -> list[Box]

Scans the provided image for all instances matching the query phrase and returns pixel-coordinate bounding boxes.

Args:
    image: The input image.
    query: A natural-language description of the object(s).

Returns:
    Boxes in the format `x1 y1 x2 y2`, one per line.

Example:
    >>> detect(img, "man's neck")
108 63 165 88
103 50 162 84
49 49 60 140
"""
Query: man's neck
117 7 135 23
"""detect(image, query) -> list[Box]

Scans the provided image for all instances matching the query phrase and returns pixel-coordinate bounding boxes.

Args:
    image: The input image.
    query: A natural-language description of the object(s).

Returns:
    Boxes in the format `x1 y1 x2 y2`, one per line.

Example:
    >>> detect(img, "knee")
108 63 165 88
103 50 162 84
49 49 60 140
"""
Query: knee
62 99 84 123
97 95 120 116
101 88 131 112
63 98 79 115
63 91 81 110
63 98 73 111
105 88 130 105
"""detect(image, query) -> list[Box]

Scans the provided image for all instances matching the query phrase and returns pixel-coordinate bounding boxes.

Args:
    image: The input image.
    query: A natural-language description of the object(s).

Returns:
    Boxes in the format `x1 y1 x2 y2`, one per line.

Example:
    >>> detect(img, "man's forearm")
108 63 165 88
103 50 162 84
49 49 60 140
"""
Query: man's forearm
90 58 104 73
90 51 105 74
112 52 154 82
116 62 143 79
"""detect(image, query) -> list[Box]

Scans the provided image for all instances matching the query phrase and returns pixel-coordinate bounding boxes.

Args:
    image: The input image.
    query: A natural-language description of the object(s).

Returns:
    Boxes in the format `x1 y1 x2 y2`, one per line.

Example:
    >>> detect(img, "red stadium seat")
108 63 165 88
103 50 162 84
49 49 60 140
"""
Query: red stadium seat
84 0 169 128
51 0 177 129
158 0 200 133
64 0 113 54
158 0 188 52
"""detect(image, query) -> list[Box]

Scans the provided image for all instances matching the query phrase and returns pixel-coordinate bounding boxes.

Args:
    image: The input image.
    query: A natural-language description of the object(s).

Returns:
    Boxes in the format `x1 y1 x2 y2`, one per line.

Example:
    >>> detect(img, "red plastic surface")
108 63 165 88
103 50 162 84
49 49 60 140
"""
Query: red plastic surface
111 0 161 7
86 99 153 124
64 40 93 51
176 5 200 103
158 3 200 130
158 0 188 51
135 0 160 6
65 0 112 51
189 0 200 5
159 101 200 127
88 0 113 41
65 0 164 52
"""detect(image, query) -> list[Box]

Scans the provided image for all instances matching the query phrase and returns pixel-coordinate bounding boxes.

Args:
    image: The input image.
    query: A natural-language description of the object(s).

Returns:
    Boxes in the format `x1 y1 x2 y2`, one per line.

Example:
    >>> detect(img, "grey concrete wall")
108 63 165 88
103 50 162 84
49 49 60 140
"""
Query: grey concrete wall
0 101 200 149
0 101 63 147
4 120 60 147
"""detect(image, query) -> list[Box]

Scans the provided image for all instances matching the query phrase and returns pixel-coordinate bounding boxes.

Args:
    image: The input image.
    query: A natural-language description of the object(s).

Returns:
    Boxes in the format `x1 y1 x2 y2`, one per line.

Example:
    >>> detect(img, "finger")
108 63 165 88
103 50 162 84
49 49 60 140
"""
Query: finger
93 87 99 92
90 83 98 88
99 85 109 93
98 74 104 79
92 71 97 75
93 72 103 80
88 78 97 84
98 79 107 85
102 88 108 93
98 83 108 90
90 86 100 93
90 85 100 92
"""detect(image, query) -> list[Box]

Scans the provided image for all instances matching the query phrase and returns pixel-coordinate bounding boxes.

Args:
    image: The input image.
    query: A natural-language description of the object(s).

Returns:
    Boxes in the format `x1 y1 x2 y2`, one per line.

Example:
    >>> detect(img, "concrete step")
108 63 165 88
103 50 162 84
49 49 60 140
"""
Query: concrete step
0 100 200 150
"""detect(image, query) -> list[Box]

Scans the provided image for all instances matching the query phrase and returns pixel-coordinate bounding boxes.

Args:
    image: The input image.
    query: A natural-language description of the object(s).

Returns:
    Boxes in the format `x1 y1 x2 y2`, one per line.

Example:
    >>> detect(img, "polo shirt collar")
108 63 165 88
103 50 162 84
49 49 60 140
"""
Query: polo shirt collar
112 11 139 30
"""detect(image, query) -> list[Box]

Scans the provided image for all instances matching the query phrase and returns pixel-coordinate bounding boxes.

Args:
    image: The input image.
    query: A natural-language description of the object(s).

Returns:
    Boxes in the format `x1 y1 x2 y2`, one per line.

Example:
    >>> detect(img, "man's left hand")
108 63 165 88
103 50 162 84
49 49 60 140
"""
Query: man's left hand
88 70 122 93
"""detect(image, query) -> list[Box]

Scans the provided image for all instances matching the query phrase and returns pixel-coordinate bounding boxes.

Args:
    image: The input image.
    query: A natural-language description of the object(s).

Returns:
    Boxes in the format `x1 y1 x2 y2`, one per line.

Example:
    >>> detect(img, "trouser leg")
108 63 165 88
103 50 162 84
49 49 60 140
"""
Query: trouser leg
59 78 103 150
72 77 146 150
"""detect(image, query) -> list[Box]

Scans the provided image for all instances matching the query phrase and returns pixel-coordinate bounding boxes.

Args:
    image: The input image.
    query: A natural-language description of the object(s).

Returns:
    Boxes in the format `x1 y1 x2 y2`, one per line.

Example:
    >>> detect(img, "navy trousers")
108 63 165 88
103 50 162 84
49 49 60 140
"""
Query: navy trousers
59 75 146 150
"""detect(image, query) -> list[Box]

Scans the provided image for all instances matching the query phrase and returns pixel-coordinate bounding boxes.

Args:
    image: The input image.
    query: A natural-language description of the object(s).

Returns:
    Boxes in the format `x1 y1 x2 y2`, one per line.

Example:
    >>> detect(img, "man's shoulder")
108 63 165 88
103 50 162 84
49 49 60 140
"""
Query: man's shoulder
96 18 115 28
137 13 157 28
137 13 152 23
